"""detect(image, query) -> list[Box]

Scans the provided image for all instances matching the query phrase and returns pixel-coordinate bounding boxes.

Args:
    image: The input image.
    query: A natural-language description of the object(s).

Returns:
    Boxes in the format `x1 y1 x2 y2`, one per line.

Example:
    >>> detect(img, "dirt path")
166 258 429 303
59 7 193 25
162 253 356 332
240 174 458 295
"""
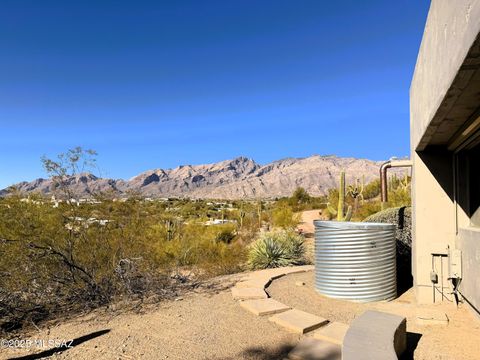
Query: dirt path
0 275 298 360
3 265 478 359
297 209 324 236
297 209 324 263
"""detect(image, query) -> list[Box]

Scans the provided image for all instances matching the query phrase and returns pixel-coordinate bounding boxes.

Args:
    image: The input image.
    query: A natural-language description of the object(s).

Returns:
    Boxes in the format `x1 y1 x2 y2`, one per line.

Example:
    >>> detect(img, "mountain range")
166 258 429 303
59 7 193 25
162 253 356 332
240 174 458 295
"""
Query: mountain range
1 155 398 199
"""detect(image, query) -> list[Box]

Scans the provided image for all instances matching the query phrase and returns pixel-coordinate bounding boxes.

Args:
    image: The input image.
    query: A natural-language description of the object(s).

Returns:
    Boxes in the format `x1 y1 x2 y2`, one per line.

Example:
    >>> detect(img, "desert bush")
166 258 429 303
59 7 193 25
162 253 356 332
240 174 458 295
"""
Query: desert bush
275 188 327 212
233 211 262 246
388 178 411 208
157 223 245 271
248 230 305 270
354 200 382 220
0 148 249 334
364 206 411 249
196 240 246 276
0 195 248 333
287 187 311 211
0 195 177 332
214 224 236 244
364 206 412 292
271 205 300 229
363 179 381 200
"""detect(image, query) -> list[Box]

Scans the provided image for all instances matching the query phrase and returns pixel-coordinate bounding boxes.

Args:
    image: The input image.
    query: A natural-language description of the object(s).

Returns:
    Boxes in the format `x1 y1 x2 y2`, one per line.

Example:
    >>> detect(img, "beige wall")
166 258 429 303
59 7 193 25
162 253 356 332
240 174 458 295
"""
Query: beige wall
410 0 480 309
457 228 480 310
411 0 480 150
411 151 455 303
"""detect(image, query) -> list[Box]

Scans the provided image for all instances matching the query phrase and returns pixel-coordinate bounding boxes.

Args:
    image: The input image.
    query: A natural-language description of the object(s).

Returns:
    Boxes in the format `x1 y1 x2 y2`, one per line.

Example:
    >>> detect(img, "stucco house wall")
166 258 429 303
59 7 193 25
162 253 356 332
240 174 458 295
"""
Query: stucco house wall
410 0 480 310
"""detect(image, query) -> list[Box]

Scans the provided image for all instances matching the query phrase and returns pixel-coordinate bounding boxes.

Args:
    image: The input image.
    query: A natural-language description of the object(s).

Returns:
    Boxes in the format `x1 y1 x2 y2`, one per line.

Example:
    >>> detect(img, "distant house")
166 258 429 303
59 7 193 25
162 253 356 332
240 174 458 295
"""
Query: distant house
205 219 237 226
410 1 480 314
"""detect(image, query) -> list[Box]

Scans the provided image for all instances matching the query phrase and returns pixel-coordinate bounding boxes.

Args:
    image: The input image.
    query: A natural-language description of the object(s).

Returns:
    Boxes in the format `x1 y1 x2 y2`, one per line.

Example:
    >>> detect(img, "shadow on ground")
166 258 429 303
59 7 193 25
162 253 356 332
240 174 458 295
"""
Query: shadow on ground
218 331 421 360
215 343 294 360
397 278 413 298
401 332 422 360
8 329 111 360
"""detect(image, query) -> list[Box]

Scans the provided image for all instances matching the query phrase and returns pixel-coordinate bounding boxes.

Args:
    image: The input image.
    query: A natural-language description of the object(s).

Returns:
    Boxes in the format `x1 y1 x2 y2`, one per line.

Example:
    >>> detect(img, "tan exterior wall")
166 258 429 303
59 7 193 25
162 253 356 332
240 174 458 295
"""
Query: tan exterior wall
411 0 480 310
411 151 455 303
457 228 480 310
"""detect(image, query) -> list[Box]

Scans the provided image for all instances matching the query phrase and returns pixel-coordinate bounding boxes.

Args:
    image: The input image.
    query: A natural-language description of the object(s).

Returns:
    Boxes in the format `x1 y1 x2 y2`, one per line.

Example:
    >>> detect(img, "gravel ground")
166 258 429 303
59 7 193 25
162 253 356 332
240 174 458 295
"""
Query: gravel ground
0 274 299 360
268 271 480 360
2 270 480 360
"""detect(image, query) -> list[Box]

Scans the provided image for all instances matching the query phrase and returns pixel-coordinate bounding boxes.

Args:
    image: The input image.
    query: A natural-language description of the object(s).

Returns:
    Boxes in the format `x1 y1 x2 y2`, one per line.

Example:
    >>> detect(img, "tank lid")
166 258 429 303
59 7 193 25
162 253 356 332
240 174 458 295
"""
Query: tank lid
313 220 395 230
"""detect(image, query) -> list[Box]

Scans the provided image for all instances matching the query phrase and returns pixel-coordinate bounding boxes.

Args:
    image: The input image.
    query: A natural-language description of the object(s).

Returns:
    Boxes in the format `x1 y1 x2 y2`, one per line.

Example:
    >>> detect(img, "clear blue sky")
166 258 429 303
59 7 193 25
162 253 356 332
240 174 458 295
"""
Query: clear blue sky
0 0 430 188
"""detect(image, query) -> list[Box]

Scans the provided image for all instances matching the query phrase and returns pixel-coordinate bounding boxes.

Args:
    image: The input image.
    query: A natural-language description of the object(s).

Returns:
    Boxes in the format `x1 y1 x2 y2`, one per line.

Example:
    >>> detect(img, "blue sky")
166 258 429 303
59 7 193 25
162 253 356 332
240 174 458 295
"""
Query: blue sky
0 0 430 188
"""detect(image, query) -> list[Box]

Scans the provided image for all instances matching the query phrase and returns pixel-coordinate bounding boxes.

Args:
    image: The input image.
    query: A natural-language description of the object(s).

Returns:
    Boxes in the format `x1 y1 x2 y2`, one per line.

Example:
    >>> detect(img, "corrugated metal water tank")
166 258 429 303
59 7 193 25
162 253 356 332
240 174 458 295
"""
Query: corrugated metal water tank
314 220 396 302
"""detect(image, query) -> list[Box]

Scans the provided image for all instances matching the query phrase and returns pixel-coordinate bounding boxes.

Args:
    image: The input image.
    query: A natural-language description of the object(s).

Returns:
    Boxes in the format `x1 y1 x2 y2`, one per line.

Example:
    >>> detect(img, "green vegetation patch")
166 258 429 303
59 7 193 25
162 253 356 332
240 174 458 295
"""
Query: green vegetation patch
248 230 307 270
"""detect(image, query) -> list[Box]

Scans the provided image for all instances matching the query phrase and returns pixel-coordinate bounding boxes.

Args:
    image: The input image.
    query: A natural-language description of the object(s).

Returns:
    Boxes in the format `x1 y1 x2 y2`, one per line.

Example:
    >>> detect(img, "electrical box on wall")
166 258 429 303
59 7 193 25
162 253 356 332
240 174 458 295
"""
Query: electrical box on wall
448 249 462 279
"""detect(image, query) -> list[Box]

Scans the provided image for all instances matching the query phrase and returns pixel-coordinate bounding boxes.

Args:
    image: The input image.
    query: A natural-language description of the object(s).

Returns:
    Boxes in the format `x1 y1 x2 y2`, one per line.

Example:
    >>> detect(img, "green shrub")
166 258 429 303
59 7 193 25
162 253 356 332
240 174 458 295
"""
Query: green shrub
214 224 236 244
355 200 382 221
363 179 381 200
363 206 411 250
0 148 254 334
248 230 305 270
388 184 411 208
271 205 300 229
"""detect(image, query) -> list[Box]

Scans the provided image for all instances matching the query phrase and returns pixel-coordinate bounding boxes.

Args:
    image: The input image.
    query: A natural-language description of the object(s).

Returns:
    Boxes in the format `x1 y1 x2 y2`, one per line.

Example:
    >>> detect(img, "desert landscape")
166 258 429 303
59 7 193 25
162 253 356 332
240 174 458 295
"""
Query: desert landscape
3 1 480 359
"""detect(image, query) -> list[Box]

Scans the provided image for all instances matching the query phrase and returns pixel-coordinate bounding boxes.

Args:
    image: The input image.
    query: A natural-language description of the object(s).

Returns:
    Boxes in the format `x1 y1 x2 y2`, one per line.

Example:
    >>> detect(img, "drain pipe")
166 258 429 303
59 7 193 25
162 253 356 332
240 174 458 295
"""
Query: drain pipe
380 159 413 208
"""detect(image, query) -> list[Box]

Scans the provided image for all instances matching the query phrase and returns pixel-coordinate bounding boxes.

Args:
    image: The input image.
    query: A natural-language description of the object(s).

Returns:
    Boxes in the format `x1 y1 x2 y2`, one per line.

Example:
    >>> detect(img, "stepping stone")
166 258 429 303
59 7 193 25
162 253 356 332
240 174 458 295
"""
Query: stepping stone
269 309 328 334
283 265 314 274
416 309 449 326
242 269 286 282
242 265 313 282
231 287 267 300
312 322 348 345
235 278 271 289
287 338 341 360
240 298 290 316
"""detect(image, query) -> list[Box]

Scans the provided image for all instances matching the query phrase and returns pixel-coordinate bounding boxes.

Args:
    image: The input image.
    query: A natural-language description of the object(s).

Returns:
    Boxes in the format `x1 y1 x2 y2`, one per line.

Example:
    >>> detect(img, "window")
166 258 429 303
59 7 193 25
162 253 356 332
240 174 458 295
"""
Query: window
456 137 480 227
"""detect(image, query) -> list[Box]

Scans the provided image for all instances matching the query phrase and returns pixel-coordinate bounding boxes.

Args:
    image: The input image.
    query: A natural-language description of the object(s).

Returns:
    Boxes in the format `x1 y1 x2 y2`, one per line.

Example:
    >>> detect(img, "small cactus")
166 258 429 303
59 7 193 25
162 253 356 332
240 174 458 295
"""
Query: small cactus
239 207 246 229
347 176 365 212
165 218 177 241
257 201 263 227
399 171 410 191
327 171 352 221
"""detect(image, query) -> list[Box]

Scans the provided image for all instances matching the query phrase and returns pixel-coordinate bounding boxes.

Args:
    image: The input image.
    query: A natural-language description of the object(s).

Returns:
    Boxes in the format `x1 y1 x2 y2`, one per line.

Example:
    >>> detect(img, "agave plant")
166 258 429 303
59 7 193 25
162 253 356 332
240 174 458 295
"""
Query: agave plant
248 230 306 270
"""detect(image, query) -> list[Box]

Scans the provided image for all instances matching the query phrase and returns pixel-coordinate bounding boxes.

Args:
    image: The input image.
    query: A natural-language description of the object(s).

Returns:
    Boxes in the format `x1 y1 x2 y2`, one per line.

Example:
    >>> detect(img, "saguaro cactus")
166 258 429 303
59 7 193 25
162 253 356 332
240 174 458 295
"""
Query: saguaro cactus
399 171 410 191
239 206 246 229
347 176 365 212
328 171 352 221
257 200 263 227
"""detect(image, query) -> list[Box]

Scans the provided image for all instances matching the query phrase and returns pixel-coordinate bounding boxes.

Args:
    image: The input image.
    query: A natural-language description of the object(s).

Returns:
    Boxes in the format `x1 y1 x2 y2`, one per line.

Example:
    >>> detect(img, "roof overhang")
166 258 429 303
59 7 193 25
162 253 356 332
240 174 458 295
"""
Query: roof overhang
410 1 480 152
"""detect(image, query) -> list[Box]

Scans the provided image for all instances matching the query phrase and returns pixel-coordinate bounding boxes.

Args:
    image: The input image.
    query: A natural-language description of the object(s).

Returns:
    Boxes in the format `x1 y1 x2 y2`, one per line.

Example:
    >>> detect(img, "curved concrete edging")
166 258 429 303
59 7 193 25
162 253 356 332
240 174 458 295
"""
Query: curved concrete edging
231 265 345 359
231 266 407 360
231 265 315 300
230 265 336 334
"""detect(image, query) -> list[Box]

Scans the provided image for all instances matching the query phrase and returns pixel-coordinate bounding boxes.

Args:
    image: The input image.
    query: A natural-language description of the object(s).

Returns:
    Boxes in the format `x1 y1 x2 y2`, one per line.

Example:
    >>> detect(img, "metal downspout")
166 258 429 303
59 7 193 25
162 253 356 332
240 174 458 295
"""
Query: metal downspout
380 159 413 208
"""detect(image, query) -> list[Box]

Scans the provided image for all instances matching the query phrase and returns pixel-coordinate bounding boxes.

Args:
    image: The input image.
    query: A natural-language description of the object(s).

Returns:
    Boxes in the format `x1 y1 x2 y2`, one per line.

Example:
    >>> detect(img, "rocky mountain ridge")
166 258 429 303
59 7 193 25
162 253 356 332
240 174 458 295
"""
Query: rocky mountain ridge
1 155 398 199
